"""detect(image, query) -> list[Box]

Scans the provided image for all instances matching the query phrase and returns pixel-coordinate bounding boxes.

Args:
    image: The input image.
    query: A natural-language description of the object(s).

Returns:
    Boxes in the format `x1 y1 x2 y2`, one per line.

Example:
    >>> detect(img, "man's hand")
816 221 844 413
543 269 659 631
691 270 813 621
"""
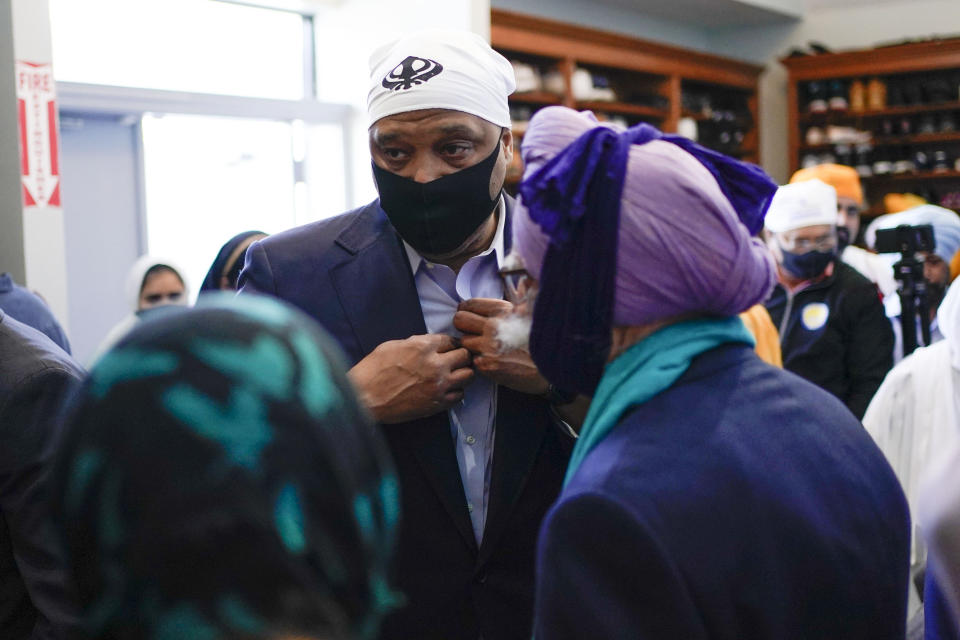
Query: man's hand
348 334 474 424
454 298 550 396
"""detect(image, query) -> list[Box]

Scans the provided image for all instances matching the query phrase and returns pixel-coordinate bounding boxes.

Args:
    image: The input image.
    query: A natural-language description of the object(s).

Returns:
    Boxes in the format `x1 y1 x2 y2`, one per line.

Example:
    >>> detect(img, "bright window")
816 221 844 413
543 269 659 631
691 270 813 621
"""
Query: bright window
141 113 297 295
50 0 304 99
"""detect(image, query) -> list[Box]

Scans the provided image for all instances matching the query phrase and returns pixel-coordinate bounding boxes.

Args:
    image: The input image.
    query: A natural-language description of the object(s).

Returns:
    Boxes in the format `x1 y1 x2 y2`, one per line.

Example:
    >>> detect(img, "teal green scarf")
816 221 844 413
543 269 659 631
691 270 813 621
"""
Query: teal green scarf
564 316 755 486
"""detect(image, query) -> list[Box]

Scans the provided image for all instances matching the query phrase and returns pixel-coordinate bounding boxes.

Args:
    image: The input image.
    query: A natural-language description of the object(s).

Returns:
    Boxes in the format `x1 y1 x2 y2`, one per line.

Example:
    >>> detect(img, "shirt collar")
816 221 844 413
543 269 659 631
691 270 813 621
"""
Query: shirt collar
403 195 506 274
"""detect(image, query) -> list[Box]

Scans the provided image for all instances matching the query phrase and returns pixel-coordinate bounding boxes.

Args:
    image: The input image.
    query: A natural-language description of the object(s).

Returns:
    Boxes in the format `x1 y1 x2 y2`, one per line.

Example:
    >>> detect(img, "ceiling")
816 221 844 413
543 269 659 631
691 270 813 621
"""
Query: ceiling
590 0 803 27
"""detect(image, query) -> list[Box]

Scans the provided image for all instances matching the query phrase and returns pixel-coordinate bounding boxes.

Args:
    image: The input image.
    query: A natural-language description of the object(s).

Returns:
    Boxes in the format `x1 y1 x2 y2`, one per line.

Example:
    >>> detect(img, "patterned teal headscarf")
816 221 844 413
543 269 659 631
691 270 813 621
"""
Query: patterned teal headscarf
52 293 400 640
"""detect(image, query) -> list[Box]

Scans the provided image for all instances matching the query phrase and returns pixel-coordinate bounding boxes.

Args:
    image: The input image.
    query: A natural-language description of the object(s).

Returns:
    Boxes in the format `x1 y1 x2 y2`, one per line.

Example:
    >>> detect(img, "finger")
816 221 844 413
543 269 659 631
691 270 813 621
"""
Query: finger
460 334 485 354
429 334 460 353
458 297 512 318
441 389 465 407
474 355 499 374
446 366 475 390
453 310 487 335
439 347 472 370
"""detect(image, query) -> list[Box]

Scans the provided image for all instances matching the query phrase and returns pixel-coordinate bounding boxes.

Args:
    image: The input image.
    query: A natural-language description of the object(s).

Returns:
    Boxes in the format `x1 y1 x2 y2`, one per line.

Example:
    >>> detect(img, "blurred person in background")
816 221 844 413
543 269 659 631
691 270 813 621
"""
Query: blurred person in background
866 278 960 636
507 106 909 640
89 255 189 364
199 231 268 293
867 204 960 363
0 272 71 354
764 179 893 419
0 309 83 639
790 163 898 300
52 294 399 640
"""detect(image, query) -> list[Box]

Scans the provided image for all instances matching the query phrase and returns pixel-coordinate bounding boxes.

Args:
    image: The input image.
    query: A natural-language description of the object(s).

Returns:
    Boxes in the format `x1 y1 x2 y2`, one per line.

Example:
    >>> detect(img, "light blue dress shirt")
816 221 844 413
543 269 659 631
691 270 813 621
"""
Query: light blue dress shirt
403 199 505 544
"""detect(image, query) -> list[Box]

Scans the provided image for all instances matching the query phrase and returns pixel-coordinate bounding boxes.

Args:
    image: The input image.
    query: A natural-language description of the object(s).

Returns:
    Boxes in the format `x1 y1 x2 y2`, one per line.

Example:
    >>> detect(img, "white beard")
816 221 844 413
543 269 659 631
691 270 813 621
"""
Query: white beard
494 312 532 353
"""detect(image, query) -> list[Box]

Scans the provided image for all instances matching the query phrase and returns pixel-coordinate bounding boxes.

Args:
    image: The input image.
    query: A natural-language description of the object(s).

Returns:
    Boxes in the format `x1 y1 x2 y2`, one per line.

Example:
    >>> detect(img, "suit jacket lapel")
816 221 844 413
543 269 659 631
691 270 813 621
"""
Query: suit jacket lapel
478 387 547 566
329 203 477 553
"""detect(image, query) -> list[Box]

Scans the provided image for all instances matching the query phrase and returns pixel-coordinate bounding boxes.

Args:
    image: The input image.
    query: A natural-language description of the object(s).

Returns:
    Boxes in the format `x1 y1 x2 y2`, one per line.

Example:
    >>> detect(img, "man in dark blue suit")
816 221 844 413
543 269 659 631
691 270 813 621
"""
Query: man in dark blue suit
240 30 574 640
0 310 83 639
511 107 911 639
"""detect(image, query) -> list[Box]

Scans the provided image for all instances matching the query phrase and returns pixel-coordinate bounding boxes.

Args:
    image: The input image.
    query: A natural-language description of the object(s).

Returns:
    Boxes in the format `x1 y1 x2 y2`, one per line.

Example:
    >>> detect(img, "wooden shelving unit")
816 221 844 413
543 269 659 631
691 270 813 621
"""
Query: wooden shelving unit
800 100 960 123
782 40 960 217
491 9 764 187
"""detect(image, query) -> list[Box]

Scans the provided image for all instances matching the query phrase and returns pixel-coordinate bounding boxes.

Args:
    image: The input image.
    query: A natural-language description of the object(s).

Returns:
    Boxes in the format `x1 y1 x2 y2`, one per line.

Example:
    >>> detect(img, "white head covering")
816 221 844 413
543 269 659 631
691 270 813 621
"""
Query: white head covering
764 179 838 234
367 29 515 128
938 277 960 371
865 204 960 265
125 255 189 312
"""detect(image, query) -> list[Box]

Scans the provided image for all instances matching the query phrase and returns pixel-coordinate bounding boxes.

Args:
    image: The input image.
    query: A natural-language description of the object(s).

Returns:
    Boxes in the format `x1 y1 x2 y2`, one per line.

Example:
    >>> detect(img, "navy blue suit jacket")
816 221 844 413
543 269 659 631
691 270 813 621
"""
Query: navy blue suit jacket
0 311 83 639
535 344 910 640
240 198 572 640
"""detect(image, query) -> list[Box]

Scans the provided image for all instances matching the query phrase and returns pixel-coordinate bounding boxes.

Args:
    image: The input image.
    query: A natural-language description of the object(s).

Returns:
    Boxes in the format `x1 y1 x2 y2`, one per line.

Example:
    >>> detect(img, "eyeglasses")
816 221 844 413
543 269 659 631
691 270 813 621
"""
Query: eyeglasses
778 233 837 253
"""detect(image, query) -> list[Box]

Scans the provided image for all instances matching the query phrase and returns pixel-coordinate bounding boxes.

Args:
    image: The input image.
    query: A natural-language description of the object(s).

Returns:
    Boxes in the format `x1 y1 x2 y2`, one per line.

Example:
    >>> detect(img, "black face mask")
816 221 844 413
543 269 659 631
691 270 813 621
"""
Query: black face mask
780 247 835 280
372 141 502 256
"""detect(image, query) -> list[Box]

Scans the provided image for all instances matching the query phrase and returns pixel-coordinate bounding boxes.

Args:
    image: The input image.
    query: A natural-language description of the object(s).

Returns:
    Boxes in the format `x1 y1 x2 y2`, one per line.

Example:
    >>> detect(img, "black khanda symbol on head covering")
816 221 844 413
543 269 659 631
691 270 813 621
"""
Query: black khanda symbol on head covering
382 56 444 91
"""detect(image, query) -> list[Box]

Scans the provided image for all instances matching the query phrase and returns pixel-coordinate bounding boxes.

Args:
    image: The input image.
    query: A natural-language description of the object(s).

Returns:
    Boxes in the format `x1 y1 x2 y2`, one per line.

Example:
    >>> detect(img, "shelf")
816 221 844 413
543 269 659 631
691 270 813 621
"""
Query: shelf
492 9 761 166
510 91 565 106
575 101 668 119
681 110 712 121
800 131 960 151
862 170 960 182
799 100 960 123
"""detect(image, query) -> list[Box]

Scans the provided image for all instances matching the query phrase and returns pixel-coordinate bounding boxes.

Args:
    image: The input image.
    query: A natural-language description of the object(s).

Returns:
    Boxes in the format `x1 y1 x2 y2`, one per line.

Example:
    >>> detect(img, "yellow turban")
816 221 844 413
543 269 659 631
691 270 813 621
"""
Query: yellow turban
951 248 960 283
884 193 927 214
790 164 863 206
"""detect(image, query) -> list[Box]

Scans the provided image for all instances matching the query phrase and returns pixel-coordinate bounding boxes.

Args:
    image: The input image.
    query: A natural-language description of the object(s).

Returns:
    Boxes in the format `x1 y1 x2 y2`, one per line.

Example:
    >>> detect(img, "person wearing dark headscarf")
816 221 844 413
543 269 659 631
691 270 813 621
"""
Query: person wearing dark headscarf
510 107 910 639
52 293 400 640
200 231 268 293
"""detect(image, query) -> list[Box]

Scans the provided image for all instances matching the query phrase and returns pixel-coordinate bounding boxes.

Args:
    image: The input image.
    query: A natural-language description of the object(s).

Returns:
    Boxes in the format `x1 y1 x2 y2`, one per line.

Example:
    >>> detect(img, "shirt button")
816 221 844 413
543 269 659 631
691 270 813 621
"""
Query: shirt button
468 503 474 513
465 435 476 445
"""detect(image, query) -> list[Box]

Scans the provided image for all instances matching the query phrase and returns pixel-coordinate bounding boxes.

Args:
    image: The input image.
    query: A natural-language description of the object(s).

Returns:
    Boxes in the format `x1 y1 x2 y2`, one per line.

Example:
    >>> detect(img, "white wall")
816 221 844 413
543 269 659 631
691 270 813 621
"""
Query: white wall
490 0 715 54
708 0 960 182
4 0 70 330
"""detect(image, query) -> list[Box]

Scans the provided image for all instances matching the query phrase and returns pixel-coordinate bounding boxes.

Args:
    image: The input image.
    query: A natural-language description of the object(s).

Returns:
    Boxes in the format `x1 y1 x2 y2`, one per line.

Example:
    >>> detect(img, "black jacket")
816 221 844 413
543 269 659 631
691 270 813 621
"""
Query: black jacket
0 310 83 639
765 261 893 420
240 198 574 640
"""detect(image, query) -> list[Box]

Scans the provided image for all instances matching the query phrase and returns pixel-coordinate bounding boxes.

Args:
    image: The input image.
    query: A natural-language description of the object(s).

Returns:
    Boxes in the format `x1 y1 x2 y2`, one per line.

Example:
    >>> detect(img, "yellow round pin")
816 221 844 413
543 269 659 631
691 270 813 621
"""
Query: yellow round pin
801 302 830 331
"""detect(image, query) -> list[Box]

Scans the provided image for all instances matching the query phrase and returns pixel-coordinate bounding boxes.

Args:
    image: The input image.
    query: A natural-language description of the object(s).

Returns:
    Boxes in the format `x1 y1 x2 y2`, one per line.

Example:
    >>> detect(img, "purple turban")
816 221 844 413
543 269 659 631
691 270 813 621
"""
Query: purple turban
514 107 776 393
515 107 775 325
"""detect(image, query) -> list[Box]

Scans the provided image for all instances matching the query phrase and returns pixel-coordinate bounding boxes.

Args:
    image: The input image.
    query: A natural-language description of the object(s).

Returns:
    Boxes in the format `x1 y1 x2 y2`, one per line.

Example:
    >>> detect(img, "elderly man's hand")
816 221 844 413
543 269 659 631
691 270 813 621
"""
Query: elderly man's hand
454 298 550 396
348 334 474 424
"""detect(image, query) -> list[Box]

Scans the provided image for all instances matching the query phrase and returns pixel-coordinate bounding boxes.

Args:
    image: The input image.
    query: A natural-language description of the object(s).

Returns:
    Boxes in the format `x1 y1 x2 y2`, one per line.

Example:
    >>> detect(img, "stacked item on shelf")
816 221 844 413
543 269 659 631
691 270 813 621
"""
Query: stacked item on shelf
683 88 755 156
784 41 960 219
492 8 763 191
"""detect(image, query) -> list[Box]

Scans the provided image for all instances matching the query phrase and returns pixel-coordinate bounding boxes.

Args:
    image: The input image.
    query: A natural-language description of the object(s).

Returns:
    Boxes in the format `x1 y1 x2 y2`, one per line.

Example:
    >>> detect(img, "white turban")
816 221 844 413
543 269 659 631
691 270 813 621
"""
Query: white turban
866 205 960 265
367 29 516 128
764 179 838 234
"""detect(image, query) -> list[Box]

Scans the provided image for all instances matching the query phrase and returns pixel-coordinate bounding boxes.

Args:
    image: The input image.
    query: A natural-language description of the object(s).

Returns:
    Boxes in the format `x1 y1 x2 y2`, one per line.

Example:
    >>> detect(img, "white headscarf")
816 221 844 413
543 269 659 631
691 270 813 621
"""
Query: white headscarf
866 204 960 265
764 179 838 234
938 278 960 371
124 255 189 312
367 29 515 128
